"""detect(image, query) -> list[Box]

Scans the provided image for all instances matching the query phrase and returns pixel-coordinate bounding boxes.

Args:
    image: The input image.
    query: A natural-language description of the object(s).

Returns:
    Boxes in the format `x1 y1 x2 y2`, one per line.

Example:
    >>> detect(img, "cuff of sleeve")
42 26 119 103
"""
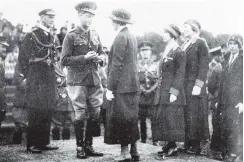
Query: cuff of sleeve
169 87 179 96
195 79 204 88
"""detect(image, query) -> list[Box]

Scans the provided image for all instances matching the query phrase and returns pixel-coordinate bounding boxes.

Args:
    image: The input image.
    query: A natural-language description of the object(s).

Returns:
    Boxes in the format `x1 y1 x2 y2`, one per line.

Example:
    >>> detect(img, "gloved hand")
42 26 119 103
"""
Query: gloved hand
235 103 243 114
192 85 201 96
170 94 177 103
106 89 114 101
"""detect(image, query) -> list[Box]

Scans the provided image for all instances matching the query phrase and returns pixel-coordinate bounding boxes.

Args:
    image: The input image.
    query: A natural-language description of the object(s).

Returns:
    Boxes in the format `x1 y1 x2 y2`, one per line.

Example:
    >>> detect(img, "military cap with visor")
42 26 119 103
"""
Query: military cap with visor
75 1 97 15
138 41 153 51
39 9 56 16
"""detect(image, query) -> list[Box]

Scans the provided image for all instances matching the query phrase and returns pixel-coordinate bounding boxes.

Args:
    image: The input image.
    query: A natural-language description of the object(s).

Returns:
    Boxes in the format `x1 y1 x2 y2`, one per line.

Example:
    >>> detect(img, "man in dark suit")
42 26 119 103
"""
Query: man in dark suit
18 9 58 153
61 1 104 159
218 35 243 162
104 9 140 162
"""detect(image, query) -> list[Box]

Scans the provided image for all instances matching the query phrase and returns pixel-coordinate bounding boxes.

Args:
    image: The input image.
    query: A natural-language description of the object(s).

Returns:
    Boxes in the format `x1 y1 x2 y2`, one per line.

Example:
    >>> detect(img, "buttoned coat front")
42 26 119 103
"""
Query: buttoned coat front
183 37 210 142
153 47 186 142
105 27 140 144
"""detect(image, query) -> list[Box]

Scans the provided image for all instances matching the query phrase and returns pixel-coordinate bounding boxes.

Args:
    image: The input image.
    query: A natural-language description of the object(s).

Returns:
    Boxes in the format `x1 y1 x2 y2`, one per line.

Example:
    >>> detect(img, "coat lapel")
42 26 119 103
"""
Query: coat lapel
183 36 199 53
228 54 242 72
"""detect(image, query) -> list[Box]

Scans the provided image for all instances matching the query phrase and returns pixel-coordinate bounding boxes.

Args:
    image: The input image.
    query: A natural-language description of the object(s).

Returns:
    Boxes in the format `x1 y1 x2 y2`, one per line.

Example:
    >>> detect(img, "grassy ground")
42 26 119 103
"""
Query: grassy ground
0 137 219 162
0 118 218 162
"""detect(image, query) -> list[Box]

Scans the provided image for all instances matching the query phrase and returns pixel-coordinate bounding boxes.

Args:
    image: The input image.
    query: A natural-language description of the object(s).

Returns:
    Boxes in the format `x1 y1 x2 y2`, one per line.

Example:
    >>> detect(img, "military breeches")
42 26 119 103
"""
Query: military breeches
67 85 103 121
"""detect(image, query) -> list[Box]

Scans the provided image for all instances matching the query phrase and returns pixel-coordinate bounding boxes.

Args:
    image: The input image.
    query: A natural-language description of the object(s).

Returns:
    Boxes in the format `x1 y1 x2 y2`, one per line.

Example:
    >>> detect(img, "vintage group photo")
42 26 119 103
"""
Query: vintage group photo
0 0 243 161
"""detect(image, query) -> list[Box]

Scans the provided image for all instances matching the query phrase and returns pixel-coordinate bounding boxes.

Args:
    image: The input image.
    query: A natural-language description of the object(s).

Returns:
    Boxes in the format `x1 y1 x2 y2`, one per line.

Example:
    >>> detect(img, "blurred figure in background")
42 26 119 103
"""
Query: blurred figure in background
4 45 19 84
0 36 9 126
137 41 157 144
51 60 74 141
207 46 224 160
57 27 67 46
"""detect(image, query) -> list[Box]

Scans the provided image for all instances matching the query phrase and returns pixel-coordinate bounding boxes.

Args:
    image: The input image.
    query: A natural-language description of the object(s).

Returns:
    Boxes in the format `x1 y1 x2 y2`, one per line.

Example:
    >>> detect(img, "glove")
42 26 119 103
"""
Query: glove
169 94 177 103
106 89 114 101
235 103 243 114
192 85 201 96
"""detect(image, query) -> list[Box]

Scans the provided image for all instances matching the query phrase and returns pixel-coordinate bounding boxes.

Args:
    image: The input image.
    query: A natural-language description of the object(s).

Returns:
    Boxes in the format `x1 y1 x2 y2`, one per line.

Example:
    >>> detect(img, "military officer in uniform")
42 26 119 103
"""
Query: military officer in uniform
137 41 158 144
0 36 9 125
18 9 59 153
61 1 104 159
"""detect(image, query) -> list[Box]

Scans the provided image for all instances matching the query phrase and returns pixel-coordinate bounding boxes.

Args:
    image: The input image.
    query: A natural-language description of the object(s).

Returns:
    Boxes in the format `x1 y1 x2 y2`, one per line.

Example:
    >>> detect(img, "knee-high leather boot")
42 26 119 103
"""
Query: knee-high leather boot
85 118 103 157
74 120 87 159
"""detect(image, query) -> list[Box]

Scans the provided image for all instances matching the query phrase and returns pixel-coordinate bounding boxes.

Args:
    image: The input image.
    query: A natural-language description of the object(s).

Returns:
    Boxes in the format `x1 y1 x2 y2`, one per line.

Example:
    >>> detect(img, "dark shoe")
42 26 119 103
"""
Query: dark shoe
40 145 59 151
141 140 146 143
158 142 176 156
131 155 141 161
214 152 224 161
52 127 60 140
13 128 23 144
77 147 87 159
27 146 42 154
86 145 103 157
165 147 179 157
62 128 70 140
186 147 201 155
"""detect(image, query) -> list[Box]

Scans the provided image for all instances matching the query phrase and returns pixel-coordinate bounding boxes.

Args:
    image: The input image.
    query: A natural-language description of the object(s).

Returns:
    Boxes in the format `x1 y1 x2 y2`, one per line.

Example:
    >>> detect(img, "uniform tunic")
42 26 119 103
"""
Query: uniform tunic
61 26 104 121
18 27 56 147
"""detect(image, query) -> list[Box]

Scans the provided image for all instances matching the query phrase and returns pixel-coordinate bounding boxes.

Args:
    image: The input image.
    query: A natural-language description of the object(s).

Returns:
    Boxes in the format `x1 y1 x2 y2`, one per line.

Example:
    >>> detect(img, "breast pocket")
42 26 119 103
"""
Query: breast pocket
73 40 88 56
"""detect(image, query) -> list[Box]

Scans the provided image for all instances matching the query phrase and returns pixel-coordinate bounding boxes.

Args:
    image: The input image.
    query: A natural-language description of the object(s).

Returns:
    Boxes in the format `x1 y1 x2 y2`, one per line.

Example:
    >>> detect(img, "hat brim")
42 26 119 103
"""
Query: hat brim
139 47 152 51
79 9 96 15
108 16 134 24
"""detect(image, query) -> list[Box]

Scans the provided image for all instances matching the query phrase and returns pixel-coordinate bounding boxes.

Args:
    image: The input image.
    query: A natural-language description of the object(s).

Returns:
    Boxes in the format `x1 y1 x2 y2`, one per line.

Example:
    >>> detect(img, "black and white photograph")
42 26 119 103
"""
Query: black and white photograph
0 0 243 161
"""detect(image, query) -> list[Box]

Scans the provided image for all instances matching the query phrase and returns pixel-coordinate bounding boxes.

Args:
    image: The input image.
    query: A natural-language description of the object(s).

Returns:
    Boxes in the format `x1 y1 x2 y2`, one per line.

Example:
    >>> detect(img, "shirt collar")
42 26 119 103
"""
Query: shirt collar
38 23 50 33
231 52 239 60
115 25 127 36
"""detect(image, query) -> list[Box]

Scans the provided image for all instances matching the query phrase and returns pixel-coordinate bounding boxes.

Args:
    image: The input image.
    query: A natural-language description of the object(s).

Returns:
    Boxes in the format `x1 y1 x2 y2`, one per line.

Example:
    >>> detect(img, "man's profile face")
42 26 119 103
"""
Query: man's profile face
42 15 55 28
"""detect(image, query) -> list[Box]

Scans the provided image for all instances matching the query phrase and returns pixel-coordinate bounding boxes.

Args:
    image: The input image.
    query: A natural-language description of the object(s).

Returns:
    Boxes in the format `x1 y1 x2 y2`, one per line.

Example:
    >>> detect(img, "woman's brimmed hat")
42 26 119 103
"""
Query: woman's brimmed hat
228 34 243 49
109 8 134 24
163 24 181 38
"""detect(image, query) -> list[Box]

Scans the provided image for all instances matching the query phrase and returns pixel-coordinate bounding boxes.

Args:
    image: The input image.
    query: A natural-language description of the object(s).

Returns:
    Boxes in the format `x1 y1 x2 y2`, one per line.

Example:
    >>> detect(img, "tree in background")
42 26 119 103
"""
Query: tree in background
214 34 230 46
200 30 215 49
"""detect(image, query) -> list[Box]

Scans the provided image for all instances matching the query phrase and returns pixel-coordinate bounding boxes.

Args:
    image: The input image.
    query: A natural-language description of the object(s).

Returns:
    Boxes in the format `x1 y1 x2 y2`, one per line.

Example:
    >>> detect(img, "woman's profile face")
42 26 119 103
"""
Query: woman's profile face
162 31 171 43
